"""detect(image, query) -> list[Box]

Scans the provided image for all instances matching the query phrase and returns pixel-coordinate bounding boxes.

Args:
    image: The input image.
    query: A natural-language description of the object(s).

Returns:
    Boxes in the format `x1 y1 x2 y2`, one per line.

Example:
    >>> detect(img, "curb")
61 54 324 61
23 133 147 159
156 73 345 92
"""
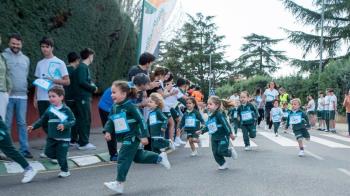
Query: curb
0 152 111 176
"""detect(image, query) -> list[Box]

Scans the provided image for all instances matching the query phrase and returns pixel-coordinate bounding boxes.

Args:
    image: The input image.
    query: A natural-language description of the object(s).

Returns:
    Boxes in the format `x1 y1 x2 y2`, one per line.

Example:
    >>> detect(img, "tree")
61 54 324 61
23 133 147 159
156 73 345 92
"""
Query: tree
281 0 350 72
0 0 137 90
234 33 287 78
158 13 236 97
120 0 142 32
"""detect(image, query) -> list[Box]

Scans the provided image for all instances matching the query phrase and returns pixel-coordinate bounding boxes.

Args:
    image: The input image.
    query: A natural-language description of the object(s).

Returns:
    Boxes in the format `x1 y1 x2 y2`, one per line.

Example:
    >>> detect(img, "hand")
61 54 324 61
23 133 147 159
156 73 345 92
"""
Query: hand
141 138 149 145
196 130 202 135
230 133 235 140
171 90 178 96
27 126 33 133
104 132 111 141
151 81 160 89
57 124 65 131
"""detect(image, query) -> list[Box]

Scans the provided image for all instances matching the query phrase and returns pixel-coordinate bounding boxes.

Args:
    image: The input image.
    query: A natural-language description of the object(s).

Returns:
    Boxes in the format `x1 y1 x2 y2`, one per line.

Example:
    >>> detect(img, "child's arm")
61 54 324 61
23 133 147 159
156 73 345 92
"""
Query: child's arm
196 110 205 127
303 112 311 129
178 113 185 130
217 112 232 135
28 110 49 132
285 114 290 129
130 105 149 139
60 108 76 130
158 110 168 131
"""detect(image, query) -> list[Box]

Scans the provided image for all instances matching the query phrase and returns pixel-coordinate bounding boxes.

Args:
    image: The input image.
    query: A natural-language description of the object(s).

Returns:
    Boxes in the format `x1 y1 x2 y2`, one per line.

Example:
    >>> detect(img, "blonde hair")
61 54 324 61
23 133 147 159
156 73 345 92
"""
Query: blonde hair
240 91 249 97
222 99 235 109
208 96 223 110
291 98 301 106
150 93 165 109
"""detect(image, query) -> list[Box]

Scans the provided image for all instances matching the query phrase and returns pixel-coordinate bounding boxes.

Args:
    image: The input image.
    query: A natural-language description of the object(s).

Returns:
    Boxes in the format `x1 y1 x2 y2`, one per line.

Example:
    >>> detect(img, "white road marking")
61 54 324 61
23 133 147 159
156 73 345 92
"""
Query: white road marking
320 134 350 143
337 168 350 177
304 150 324 160
310 136 350 148
258 132 298 146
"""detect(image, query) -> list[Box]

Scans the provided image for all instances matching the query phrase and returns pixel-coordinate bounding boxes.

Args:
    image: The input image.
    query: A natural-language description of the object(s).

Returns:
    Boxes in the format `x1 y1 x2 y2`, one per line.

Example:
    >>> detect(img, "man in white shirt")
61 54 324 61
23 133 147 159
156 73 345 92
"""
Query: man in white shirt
324 88 337 132
317 92 326 131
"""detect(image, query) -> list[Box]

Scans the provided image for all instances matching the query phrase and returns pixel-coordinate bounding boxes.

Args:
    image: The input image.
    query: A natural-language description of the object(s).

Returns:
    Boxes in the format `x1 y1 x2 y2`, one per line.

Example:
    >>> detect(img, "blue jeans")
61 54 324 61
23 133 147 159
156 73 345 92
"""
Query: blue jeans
5 98 29 153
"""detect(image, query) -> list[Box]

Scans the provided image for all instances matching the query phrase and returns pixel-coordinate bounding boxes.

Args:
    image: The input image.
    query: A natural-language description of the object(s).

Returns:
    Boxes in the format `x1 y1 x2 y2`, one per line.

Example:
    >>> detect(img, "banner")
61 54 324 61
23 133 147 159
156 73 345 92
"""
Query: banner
140 0 177 54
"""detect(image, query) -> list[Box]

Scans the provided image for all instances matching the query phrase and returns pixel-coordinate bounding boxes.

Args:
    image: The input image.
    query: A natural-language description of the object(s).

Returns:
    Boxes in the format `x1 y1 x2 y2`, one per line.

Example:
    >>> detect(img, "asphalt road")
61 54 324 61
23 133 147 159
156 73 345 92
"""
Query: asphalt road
1 127 350 196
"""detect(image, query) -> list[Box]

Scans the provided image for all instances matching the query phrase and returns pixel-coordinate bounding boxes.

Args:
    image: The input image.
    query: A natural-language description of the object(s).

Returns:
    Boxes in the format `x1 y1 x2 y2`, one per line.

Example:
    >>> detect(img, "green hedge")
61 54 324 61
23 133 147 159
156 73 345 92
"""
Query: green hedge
0 0 137 91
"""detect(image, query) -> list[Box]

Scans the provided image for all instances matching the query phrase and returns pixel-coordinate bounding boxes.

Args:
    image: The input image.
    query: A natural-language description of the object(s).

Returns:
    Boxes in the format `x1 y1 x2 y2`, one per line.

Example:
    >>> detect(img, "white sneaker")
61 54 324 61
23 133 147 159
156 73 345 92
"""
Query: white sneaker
50 159 58 164
104 181 124 194
190 150 198 157
40 153 47 158
175 137 186 145
78 143 97 150
159 152 171 169
230 147 238 160
218 162 228 170
173 141 181 147
244 146 252 151
264 125 268 130
298 150 305 157
21 168 37 183
58 171 71 178
275 133 278 137
169 140 176 150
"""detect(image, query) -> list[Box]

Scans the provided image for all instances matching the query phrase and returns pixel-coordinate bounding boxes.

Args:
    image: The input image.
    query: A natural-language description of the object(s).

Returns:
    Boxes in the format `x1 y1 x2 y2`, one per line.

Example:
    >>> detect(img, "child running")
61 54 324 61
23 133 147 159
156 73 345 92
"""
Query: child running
228 100 240 135
285 98 311 157
282 102 291 133
103 81 171 194
178 97 205 156
237 91 258 151
148 93 174 153
270 100 283 137
197 96 237 170
28 86 75 178
0 117 37 183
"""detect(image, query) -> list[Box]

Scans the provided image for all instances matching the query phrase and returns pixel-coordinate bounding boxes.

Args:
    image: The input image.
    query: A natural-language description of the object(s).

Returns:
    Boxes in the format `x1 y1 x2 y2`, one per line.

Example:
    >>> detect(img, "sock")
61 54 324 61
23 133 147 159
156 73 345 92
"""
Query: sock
300 147 304 151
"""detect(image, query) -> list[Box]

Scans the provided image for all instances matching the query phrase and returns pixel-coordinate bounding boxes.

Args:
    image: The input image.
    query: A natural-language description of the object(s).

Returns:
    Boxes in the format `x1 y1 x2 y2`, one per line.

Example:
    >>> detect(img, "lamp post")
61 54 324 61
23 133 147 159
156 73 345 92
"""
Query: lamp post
318 0 325 91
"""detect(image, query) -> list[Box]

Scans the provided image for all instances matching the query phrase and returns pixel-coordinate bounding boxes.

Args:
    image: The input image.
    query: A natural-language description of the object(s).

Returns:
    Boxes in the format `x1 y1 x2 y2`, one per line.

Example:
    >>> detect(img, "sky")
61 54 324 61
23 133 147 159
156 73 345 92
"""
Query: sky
167 0 316 77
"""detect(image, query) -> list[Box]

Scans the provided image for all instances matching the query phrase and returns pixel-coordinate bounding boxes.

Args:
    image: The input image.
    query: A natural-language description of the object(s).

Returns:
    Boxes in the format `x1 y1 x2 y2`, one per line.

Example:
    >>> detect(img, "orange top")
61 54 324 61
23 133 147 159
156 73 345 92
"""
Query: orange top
343 96 350 113
191 90 204 102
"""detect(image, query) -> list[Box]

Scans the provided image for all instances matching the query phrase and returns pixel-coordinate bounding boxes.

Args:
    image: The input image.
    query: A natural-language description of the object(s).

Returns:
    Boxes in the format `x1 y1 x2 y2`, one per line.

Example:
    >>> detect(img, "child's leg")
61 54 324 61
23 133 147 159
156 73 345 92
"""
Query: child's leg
151 138 161 154
107 132 118 157
241 125 250 146
233 120 238 135
45 138 58 159
56 141 69 172
217 137 232 158
167 117 175 141
274 122 280 134
189 138 196 151
133 148 160 164
297 139 304 150
211 139 225 166
117 139 142 182
248 125 257 139
0 130 30 169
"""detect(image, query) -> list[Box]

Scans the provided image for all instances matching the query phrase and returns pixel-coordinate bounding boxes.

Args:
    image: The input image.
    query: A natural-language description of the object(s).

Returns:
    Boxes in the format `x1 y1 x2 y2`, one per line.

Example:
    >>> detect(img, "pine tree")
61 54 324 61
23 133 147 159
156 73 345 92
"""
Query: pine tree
158 13 235 97
235 33 287 78
281 0 350 72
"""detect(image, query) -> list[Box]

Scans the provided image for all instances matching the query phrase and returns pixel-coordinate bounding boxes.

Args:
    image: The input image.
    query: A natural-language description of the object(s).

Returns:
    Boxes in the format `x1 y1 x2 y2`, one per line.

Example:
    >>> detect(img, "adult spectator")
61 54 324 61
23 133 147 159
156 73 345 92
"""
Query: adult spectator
279 87 291 108
342 89 350 136
128 52 155 81
255 88 265 127
306 95 316 127
324 88 337 133
3 33 32 158
0 34 11 120
99 87 118 161
74 48 98 150
64 52 80 147
262 81 279 130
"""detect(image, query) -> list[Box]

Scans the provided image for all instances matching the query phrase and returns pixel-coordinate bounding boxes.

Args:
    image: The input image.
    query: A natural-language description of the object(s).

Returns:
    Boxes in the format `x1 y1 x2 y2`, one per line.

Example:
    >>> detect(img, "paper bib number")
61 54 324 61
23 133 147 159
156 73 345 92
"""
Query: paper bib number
241 111 253 121
290 114 302 125
149 113 157 125
185 116 196 127
207 119 218 134
111 112 130 134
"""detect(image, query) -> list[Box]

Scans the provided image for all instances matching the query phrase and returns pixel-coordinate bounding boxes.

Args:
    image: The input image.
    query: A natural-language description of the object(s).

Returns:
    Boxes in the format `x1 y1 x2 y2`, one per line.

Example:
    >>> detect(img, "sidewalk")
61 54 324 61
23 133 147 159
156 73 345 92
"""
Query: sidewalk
0 128 111 176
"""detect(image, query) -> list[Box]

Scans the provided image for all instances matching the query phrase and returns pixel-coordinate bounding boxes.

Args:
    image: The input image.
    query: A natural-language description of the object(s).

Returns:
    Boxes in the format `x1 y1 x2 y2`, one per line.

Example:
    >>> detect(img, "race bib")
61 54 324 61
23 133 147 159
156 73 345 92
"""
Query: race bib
49 107 68 122
111 112 130 134
33 79 53 91
206 119 218 134
289 113 302 125
241 111 253 121
185 115 196 128
283 112 289 118
149 112 157 125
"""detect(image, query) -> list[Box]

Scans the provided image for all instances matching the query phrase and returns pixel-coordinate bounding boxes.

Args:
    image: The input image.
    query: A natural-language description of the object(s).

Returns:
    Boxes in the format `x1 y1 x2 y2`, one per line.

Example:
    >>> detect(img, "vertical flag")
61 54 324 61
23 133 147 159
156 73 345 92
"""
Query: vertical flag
139 0 177 55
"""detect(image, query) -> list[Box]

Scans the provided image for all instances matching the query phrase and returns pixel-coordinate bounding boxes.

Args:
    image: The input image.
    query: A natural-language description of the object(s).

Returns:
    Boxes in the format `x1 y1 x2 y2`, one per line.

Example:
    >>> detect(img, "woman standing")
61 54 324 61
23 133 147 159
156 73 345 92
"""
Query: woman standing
262 82 279 130
306 95 316 127
342 90 350 136
255 88 265 127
